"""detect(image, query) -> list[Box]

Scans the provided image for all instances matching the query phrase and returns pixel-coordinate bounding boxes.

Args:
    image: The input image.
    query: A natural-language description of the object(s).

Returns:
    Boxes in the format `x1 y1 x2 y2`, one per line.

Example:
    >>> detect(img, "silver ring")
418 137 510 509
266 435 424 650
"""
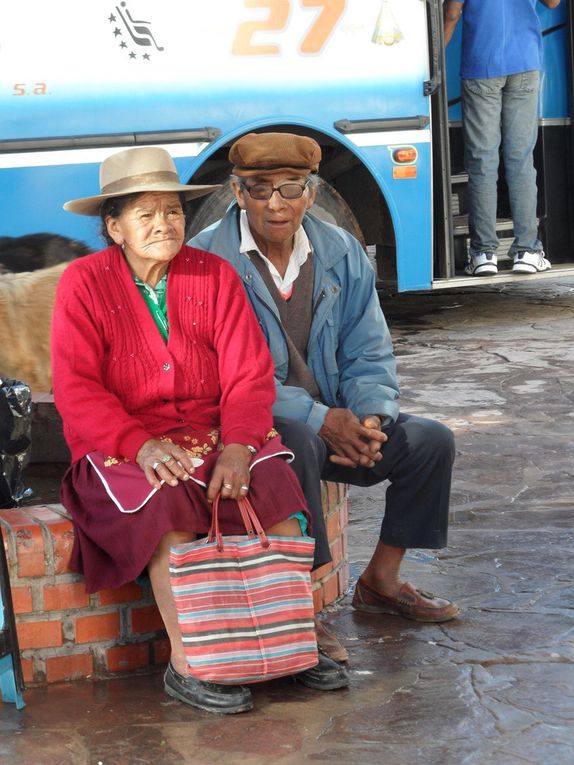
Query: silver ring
161 453 172 463
152 461 160 470
240 485 249 491
223 483 233 490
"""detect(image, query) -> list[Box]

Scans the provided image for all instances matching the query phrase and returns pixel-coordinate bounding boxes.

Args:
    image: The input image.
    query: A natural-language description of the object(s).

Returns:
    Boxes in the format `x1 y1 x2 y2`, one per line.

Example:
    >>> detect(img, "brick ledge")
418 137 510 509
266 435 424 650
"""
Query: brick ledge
1 486 348 686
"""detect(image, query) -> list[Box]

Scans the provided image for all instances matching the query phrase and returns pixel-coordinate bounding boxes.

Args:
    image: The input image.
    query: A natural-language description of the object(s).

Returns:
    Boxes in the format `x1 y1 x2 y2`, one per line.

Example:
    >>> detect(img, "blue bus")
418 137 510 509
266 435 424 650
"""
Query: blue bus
0 0 571 291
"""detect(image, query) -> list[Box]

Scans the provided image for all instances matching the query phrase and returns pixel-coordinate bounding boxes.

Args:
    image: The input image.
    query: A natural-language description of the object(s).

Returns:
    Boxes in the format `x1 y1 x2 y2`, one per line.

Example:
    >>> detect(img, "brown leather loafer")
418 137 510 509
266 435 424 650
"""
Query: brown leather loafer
352 577 459 623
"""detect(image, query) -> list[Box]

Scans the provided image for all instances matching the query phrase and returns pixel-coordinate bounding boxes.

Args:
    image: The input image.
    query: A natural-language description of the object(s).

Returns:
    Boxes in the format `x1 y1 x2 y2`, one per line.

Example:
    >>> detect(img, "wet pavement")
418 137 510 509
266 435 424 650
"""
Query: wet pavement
2 276 574 765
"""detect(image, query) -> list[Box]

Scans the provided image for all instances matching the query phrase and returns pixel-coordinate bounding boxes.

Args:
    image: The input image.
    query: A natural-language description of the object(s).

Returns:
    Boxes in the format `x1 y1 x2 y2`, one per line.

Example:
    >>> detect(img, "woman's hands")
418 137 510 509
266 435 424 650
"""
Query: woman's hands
136 438 197 489
207 444 252 503
136 439 253 500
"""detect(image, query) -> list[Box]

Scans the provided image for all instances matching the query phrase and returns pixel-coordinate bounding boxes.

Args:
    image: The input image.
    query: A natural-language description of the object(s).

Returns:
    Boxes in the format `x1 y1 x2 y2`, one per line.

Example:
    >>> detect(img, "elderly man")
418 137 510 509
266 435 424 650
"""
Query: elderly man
190 132 458 661
444 0 561 276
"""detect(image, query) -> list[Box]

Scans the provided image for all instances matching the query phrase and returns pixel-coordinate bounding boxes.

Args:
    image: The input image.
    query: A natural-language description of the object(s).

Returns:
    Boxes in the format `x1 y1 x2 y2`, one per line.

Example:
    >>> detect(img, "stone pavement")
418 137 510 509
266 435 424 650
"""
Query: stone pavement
2 276 574 765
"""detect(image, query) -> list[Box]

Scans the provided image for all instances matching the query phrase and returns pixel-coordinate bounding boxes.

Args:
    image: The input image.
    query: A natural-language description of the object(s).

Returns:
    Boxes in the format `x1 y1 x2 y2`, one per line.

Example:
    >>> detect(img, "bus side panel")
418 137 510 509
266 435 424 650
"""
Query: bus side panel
349 142 433 292
0 0 434 290
0 155 207 252
0 1 430 140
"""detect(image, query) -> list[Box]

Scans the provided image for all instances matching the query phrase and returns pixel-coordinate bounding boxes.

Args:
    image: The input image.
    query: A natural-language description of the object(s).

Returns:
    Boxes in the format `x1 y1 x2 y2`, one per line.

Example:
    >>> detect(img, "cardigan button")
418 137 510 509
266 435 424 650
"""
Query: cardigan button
163 362 171 371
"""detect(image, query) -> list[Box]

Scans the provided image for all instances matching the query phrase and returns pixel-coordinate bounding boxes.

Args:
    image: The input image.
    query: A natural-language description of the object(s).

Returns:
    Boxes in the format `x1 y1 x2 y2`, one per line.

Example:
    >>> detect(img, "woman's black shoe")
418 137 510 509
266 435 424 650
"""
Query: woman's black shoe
293 651 350 691
164 663 253 714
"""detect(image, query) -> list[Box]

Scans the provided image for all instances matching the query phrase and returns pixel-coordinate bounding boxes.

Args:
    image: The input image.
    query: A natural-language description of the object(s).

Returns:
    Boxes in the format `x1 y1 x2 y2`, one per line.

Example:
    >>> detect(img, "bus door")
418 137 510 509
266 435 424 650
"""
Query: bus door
436 0 574 288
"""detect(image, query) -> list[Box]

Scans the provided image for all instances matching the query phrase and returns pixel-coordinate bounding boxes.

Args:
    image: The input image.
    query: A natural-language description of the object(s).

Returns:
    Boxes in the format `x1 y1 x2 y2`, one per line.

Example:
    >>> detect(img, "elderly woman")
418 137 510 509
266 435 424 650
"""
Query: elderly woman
52 146 348 715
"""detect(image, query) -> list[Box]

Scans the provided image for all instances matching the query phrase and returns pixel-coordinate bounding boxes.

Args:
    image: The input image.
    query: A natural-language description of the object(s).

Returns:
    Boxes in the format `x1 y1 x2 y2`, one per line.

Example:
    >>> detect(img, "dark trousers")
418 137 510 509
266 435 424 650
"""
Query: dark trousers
275 413 455 569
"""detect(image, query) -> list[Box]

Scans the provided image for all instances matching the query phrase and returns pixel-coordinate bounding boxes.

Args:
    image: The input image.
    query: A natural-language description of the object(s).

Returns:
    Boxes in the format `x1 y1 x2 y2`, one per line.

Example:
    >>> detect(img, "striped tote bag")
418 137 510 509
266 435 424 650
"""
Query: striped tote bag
169 495 318 684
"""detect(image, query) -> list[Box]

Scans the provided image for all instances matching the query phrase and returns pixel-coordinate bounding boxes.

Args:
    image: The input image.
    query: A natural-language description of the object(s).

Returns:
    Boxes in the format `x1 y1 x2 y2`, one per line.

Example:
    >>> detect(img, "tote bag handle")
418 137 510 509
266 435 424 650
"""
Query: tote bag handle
209 494 270 552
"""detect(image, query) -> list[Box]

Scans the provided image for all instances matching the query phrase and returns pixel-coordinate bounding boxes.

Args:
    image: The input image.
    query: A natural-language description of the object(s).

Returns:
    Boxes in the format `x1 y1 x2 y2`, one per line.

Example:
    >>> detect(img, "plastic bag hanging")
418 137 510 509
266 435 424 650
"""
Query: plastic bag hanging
372 0 403 46
0 378 33 508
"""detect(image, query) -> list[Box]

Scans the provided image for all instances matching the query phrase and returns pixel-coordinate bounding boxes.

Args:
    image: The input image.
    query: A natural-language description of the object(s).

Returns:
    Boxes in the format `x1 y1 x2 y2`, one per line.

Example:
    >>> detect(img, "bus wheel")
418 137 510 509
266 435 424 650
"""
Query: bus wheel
185 178 365 247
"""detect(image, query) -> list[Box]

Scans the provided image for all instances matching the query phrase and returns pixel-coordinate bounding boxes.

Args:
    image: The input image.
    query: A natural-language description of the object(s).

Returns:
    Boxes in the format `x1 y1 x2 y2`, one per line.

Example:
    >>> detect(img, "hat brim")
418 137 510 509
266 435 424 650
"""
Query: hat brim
64 182 220 216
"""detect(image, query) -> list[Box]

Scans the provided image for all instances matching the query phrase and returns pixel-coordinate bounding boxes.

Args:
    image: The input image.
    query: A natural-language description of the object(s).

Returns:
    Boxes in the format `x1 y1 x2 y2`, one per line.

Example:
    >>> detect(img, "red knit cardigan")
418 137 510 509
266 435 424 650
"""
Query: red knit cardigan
51 245 276 464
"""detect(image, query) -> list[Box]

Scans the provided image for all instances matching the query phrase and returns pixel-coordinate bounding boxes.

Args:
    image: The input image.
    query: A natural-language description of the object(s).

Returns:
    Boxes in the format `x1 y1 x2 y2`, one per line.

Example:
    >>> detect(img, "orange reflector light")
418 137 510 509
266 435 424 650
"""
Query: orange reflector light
393 165 417 179
392 147 418 163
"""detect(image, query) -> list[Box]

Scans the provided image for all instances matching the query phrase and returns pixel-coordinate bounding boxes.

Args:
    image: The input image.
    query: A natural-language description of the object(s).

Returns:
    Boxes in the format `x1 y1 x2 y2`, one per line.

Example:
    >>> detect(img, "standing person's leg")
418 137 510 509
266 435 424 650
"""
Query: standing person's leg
462 76 505 275
323 414 458 622
501 70 550 273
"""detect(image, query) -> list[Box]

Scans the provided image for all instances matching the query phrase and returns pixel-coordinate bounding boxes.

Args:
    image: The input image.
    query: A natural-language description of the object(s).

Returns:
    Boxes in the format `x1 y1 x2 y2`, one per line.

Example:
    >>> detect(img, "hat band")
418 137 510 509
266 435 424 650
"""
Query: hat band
235 164 312 171
101 170 181 194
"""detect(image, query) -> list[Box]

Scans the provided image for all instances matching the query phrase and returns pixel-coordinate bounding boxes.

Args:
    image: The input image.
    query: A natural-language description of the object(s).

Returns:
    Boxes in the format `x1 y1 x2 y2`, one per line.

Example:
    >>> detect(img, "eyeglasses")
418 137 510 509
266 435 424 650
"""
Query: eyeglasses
241 180 310 200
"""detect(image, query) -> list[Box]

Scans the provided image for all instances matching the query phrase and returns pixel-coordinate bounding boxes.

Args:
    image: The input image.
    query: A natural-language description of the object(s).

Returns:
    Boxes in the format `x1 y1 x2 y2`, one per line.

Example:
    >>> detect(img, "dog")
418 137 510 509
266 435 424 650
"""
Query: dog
0 262 69 392
0 233 91 273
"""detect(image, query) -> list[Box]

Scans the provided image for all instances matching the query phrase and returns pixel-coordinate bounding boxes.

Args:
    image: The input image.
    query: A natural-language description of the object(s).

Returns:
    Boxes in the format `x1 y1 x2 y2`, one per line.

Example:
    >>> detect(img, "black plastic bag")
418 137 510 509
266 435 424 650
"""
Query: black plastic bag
0 379 33 508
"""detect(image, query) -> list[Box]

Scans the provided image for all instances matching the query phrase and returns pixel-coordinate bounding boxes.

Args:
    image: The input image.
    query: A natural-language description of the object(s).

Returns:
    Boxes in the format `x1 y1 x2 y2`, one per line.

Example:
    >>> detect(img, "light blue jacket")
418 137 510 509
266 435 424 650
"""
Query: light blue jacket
189 205 400 433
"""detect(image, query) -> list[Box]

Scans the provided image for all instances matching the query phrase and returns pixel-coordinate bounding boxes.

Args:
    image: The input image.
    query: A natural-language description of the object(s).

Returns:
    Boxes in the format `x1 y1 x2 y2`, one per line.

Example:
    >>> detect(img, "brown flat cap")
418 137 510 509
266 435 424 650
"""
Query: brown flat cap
229 132 321 177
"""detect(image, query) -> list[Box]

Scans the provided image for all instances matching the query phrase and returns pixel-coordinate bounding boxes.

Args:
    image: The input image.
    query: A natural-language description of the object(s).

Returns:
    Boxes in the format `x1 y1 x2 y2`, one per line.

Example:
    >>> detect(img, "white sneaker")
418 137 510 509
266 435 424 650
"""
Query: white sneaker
512 251 552 274
465 252 498 276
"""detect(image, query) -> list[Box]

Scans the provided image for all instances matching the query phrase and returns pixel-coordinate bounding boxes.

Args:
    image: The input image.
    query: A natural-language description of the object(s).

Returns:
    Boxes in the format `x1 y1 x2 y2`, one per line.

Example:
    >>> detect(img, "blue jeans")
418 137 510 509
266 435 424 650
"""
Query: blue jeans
462 70 542 257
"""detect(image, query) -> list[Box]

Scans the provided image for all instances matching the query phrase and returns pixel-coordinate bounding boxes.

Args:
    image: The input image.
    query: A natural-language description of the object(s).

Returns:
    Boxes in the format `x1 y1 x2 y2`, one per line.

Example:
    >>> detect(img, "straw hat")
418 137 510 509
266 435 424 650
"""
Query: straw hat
63 146 220 216
229 132 321 178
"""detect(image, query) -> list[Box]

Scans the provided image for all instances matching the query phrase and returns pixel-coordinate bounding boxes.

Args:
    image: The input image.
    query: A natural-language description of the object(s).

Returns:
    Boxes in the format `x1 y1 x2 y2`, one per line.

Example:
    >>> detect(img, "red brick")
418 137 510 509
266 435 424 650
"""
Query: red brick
325 481 347 508
16 620 62 649
338 498 349 529
75 612 120 644
16 528 46 576
1 509 46 577
43 582 90 611
107 643 150 673
99 582 143 606
23 506 63 524
321 572 341 607
21 658 34 684
11 586 33 614
329 536 344 568
311 561 333 585
312 586 323 613
46 653 93 683
325 481 340 508
131 605 164 635
5 505 74 576
153 638 171 665
326 510 341 543
48 520 75 574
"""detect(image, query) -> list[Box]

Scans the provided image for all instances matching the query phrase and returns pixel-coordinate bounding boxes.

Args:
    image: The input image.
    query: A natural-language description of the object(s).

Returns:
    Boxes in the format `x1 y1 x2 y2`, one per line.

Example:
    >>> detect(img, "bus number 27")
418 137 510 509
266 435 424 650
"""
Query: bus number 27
233 0 346 55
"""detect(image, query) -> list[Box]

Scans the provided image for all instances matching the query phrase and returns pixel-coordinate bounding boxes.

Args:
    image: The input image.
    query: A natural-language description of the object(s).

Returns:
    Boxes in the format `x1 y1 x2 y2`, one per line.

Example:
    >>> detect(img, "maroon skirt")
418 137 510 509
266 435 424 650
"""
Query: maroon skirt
60 453 310 593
